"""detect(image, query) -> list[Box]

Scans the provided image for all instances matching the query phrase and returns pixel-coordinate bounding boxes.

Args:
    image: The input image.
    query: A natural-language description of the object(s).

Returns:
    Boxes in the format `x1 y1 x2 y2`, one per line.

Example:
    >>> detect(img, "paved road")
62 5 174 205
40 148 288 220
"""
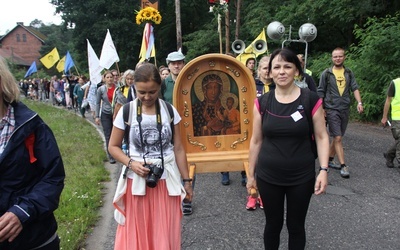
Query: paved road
83 121 400 250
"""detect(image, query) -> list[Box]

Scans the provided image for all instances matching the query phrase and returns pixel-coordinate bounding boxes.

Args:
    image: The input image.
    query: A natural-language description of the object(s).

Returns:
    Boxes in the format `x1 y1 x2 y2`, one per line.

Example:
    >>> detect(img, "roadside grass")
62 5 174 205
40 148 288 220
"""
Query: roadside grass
25 99 110 250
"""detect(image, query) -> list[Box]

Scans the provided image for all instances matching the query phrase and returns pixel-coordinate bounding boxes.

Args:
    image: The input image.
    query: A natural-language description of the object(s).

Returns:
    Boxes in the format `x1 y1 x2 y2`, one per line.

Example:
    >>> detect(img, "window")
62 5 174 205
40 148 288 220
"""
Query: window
16 34 20 42
22 34 27 42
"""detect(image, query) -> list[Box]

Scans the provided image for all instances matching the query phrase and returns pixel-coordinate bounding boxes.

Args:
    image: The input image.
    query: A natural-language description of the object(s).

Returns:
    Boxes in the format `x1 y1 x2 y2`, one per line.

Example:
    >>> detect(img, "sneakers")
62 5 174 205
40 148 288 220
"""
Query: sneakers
246 196 264 210
383 153 394 168
221 172 230 185
328 160 341 170
182 201 193 215
246 196 257 210
340 165 350 178
258 197 264 209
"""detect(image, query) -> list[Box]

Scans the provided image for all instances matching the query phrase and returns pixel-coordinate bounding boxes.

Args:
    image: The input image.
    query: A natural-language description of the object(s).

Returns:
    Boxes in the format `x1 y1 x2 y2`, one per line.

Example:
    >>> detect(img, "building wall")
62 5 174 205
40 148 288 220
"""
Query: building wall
1 26 43 64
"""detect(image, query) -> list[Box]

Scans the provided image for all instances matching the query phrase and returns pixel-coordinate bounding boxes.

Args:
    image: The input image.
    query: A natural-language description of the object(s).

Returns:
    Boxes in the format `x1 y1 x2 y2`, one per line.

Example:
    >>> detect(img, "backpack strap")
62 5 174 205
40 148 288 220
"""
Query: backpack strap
301 88 312 135
300 88 318 158
257 90 274 124
160 100 175 145
122 101 134 145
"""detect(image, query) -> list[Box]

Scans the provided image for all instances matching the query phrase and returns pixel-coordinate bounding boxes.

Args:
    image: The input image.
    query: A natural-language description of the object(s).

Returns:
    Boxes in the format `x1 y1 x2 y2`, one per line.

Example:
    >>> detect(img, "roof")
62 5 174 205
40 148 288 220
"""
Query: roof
0 23 46 43
0 48 31 66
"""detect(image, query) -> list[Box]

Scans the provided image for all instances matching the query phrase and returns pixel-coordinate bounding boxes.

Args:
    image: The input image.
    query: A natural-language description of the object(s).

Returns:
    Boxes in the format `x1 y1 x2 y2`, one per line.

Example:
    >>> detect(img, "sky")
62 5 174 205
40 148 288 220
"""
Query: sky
1 0 62 35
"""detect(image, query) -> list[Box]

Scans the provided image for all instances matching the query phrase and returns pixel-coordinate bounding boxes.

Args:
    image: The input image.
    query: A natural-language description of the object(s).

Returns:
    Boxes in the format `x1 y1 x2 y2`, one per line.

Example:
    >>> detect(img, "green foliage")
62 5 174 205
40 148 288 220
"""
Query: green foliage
350 13 400 120
25 99 109 249
183 22 220 61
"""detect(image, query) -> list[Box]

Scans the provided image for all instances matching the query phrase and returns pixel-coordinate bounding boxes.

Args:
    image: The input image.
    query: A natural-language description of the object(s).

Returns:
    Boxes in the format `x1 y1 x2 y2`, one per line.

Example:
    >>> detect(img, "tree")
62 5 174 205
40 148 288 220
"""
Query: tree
30 19 45 29
175 0 182 49
349 13 400 120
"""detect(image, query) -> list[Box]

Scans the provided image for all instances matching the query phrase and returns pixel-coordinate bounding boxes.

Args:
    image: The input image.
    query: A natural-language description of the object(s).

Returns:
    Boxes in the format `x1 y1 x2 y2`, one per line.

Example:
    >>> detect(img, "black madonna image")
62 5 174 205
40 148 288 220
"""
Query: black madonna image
191 71 241 137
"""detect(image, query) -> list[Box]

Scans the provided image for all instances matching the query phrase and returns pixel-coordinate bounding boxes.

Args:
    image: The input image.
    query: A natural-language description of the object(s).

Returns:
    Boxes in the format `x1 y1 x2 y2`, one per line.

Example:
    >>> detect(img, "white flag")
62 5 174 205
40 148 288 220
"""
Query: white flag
87 39 103 85
99 29 120 69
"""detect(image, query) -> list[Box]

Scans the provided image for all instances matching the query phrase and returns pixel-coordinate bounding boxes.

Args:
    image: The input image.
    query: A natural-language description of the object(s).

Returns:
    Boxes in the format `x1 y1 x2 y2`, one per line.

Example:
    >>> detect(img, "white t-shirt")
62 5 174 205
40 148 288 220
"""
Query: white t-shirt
113 99 181 161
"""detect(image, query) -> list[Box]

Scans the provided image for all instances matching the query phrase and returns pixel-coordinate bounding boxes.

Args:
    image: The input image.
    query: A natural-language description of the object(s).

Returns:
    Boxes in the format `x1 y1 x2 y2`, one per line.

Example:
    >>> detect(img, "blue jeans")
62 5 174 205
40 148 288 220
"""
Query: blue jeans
100 112 113 159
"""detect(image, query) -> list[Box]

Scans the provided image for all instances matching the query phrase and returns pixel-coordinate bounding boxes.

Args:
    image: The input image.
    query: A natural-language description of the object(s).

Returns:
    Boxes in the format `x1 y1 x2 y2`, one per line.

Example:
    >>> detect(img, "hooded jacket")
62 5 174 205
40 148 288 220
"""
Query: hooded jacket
317 66 359 110
0 102 65 249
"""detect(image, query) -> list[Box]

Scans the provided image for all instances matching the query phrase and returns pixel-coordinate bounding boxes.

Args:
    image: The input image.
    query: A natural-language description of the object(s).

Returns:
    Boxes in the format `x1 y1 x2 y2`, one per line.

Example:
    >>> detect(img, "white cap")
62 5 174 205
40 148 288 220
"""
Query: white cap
166 48 185 64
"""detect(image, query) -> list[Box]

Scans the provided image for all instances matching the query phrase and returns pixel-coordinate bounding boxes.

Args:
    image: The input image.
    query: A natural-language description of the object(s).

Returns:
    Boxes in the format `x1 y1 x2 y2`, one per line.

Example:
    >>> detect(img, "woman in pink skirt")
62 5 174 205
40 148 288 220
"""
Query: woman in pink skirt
109 63 193 250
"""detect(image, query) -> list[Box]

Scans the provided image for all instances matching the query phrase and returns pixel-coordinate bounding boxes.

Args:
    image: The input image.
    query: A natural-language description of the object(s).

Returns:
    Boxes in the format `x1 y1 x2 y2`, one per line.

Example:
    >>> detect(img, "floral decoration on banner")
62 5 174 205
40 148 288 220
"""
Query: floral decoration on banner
210 0 229 17
135 7 162 25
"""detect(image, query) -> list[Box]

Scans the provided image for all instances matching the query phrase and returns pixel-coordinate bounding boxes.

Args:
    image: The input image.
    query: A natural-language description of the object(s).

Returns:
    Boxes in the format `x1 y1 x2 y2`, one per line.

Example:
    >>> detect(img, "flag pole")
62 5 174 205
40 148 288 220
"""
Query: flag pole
73 65 80 76
115 62 121 76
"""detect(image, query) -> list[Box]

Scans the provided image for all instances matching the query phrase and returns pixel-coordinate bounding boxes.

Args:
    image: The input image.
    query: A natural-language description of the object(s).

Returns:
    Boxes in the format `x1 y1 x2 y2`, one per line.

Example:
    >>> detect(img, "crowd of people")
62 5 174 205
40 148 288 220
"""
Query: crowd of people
9 44 377 249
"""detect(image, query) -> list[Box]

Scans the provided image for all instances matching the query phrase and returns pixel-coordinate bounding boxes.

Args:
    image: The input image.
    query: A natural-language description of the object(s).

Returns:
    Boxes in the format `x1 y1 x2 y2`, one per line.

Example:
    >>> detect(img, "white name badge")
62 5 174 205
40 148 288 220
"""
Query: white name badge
291 111 303 122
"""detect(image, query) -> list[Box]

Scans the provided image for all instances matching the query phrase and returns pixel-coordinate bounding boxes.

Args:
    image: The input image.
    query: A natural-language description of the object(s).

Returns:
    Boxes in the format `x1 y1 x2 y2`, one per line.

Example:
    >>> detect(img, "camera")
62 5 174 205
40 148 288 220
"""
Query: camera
145 163 164 188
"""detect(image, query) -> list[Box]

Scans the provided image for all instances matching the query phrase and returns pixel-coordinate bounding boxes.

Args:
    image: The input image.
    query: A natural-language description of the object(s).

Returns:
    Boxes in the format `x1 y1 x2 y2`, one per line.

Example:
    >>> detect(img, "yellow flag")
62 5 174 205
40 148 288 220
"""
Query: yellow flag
56 56 66 73
236 29 268 65
40 47 60 69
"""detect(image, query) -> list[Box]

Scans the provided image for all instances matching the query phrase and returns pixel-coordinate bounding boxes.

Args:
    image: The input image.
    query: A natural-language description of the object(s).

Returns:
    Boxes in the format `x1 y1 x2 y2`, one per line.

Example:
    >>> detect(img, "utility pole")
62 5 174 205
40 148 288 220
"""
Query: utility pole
225 9 230 54
175 0 182 49
235 0 241 40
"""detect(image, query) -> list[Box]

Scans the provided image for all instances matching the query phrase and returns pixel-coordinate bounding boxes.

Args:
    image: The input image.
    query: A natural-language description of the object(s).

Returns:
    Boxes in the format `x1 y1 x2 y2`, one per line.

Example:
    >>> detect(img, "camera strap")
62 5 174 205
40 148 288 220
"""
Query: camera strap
136 99 165 168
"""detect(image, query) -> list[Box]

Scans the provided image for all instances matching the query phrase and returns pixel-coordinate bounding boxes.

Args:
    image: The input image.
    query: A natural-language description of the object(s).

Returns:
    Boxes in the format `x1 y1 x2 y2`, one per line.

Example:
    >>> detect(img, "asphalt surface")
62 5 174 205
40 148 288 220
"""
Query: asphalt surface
83 119 400 250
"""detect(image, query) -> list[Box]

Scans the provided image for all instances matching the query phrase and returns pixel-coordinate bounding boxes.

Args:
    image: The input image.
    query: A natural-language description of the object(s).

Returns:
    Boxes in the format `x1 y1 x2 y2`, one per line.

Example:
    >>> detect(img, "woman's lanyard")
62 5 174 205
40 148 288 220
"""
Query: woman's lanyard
136 99 165 168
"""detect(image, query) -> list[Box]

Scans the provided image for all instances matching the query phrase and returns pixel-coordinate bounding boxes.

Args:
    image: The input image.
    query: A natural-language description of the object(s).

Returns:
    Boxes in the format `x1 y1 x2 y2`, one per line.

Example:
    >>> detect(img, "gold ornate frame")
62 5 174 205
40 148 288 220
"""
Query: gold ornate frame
173 54 256 173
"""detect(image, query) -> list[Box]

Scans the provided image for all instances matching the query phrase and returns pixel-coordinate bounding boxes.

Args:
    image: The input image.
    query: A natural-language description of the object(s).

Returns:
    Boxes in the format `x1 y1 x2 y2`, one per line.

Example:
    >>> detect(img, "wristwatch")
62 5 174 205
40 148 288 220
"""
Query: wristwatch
319 166 329 173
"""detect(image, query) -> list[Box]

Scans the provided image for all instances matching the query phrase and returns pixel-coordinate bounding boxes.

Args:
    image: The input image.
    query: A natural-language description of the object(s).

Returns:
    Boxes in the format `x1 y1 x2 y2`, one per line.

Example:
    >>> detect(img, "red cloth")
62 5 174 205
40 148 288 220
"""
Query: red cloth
107 85 116 103
24 133 37 163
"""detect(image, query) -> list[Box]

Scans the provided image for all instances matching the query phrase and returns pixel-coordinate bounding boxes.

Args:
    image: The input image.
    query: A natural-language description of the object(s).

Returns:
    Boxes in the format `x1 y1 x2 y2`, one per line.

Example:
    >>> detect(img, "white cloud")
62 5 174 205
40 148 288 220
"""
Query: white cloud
1 0 62 34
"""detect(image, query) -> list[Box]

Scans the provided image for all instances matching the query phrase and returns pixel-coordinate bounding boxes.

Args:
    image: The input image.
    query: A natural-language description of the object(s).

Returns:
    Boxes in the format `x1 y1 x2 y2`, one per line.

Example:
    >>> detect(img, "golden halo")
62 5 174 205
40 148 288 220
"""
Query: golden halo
193 71 230 102
221 92 239 110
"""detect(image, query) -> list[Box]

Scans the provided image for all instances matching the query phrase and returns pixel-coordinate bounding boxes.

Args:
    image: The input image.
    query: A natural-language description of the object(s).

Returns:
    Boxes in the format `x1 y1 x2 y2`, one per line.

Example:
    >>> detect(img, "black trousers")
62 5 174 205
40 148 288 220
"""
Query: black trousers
257 177 314 250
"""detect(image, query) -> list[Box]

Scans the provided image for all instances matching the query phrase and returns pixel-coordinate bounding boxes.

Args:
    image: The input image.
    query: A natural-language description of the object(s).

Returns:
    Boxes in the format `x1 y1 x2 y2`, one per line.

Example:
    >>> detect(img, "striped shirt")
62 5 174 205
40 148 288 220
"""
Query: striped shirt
0 105 15 155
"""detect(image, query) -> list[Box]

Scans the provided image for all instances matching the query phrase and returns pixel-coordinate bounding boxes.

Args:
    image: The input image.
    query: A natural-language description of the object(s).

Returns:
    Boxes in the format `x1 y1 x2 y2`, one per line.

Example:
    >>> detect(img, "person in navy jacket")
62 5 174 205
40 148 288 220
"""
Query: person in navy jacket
0 58 65 249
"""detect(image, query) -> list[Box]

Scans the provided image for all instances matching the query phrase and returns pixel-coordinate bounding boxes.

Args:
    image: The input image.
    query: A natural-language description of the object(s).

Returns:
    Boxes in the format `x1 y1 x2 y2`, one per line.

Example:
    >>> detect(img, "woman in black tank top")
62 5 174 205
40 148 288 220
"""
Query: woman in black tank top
247 48 330 250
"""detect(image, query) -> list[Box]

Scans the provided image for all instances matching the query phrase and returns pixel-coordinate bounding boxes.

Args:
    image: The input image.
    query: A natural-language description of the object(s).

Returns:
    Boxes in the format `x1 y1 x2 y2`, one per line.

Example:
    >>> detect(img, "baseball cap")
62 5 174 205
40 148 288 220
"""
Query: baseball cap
166 48 185 64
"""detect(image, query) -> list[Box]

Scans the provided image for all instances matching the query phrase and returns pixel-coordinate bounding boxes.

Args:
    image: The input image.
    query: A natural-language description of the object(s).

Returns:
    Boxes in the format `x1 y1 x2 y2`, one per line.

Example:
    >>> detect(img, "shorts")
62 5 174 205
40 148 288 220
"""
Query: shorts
326 109 349 137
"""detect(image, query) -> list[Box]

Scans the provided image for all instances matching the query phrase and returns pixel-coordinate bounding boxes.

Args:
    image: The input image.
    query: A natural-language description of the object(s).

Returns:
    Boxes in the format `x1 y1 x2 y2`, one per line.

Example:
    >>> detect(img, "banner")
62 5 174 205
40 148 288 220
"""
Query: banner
236 29 268 65
139 23 156 62
56 56 66 73
40 47 60 69
24 61 37 78
87 39 103 85
99 29 120 69
141 0 158 9
64 51 75 73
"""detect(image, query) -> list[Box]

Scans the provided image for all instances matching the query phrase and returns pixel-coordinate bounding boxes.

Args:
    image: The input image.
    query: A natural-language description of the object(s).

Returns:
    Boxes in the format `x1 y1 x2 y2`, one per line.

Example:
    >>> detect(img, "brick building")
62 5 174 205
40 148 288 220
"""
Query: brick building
0 22 46 66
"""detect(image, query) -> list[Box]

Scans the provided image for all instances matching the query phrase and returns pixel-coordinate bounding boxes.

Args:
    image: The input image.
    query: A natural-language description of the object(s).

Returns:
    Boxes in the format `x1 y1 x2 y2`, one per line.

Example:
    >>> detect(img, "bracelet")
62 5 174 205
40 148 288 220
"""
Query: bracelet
319 166 329 172
358 102 362 105
182 178 192 182
127 159 134 169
